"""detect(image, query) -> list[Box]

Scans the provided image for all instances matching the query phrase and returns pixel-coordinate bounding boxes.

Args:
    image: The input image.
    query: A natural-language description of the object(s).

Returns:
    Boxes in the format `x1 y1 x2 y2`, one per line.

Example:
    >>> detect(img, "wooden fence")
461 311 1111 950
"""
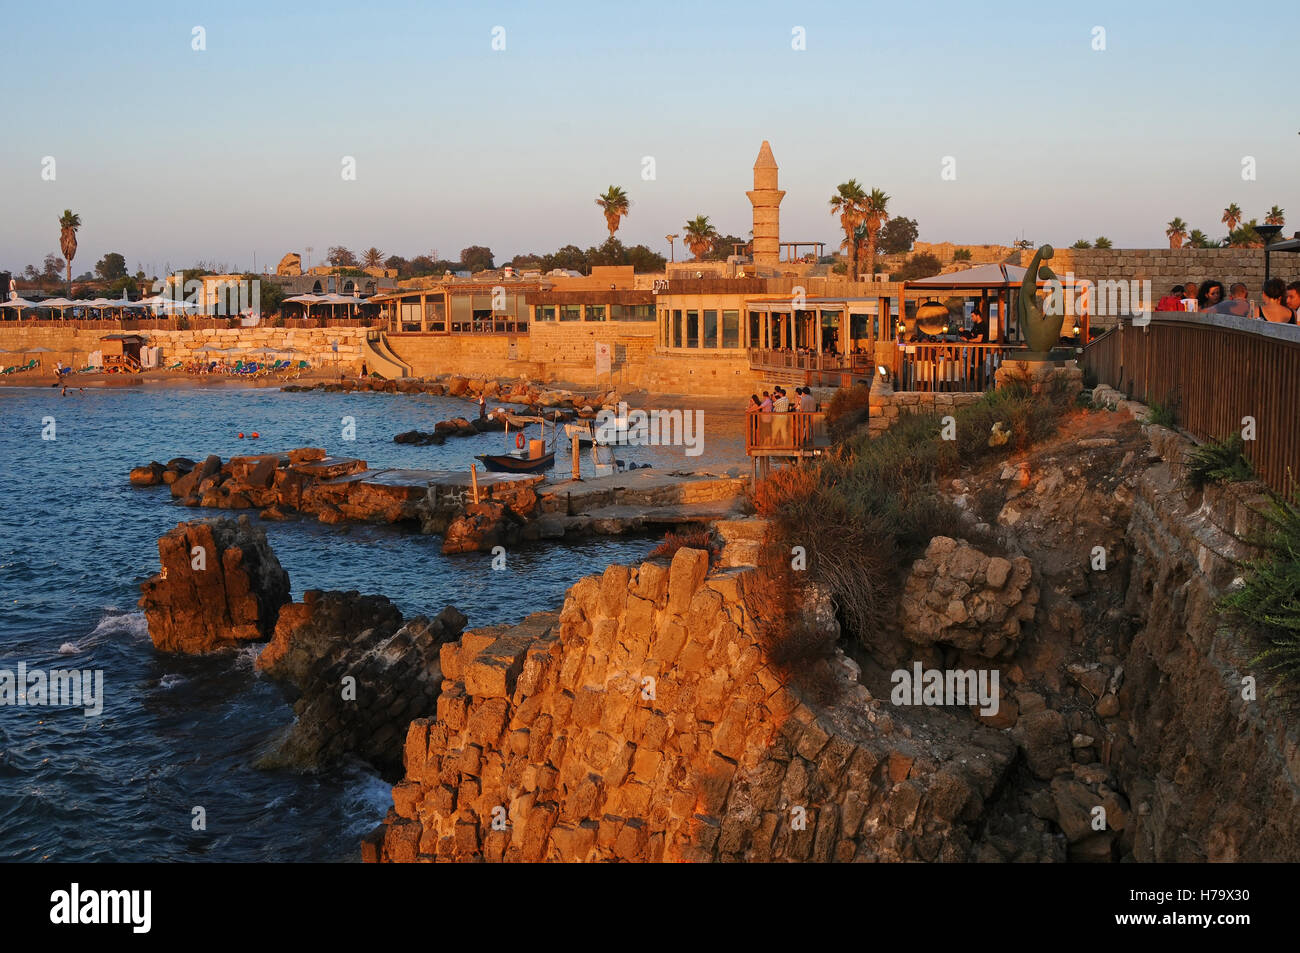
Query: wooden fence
1082 312 1300 495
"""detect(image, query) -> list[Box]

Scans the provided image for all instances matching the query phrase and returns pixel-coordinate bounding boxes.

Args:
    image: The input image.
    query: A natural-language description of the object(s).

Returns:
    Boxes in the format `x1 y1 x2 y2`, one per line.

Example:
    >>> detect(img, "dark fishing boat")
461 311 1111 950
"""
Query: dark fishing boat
477 416 556 473
475 450 556 473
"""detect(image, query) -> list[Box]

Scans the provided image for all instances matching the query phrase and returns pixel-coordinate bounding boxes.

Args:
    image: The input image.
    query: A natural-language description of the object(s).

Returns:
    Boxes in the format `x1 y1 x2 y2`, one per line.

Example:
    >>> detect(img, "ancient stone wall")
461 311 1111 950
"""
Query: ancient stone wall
1112 422 1300 861
0 325 369 372
367 548 1020 862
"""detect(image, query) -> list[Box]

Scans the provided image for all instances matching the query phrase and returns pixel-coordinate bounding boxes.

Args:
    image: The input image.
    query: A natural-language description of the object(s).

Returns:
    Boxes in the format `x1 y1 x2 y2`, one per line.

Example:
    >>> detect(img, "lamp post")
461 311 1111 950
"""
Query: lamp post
666 234 678 263
1257 224 1283 283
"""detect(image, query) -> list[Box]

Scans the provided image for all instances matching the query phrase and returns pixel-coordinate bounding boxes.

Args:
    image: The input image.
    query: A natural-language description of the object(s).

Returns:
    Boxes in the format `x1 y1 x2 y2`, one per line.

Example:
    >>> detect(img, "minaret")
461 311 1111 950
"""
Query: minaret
746 141 785 269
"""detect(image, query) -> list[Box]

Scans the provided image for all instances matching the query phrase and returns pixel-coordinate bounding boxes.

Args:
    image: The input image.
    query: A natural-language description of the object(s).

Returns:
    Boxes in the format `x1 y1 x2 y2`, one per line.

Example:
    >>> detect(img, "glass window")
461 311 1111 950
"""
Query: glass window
427 299 446 332
686 310 699 348
612 304 655 321
559 304 582 322
534 305 556 322
722 310 739 348
400 301 421 331
586 305 606 321
673 310 683 348
450 295 471 332
703 310 718 348
748 310 761 348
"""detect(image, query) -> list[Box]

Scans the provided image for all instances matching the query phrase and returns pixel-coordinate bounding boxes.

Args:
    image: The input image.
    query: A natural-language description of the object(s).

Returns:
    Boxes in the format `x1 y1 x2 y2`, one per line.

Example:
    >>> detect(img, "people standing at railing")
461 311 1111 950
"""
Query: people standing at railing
747 394 761 412
1208 283 1259 318
1259 279 1292 323
759 391 773 412
1156 285 1185 312
771 387 791 446
1181 282 1199 312
1285 283 1300 322
1197 280 1225 311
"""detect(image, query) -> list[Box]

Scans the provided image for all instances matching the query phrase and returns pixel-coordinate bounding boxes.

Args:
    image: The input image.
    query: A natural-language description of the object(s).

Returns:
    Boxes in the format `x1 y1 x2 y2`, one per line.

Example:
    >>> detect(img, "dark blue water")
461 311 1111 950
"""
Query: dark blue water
0 383 741 862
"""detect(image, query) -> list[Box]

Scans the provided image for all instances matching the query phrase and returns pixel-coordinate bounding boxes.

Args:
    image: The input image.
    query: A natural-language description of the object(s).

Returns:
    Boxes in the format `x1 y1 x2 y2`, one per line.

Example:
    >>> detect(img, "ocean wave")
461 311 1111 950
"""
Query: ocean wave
79 610 149 650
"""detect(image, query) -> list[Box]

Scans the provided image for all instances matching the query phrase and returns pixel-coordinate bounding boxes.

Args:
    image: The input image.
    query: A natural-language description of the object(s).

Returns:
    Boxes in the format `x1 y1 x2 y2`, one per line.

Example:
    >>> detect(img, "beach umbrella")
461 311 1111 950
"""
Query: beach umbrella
36 297 76 320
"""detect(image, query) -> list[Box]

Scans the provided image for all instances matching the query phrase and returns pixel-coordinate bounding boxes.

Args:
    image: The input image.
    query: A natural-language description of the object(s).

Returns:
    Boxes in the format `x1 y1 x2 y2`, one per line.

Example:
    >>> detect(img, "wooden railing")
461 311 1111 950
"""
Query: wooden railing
895 342 1012 393
745 411 830 455
747 347 865 372
1083 312 1300 495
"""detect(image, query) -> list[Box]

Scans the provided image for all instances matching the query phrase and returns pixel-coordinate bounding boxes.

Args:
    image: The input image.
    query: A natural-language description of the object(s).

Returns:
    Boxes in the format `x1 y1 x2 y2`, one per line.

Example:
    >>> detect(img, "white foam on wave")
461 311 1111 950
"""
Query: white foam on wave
234 643 263 672
157 674 188 690
60 610 149 653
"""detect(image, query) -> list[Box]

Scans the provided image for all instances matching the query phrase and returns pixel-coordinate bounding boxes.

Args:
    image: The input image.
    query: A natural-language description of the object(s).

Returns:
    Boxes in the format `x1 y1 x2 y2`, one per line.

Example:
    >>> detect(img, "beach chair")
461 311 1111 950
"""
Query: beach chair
17 359 36 372
297 360 309 369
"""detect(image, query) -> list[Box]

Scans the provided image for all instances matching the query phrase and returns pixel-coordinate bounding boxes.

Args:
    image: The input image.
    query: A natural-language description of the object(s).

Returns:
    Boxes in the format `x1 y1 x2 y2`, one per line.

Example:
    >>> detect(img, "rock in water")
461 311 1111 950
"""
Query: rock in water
138 516 291 653
256 590 467 775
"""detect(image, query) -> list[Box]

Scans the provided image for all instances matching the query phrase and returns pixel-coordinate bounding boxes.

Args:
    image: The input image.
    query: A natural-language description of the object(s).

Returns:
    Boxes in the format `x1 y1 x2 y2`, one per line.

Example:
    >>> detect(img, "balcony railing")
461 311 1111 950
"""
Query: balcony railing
895 342 1013 393
1083 312 1300 496
745 411 830 456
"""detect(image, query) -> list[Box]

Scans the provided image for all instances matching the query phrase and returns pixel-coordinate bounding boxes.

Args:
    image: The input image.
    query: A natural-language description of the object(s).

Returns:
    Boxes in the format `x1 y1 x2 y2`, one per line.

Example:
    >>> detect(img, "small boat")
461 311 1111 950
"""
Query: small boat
477 415 556 473
476 450 556 473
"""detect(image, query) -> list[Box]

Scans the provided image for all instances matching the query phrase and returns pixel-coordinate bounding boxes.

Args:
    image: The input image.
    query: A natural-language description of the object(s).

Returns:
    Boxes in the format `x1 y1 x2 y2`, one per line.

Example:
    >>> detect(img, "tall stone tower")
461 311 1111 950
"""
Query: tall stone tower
746 141 785 269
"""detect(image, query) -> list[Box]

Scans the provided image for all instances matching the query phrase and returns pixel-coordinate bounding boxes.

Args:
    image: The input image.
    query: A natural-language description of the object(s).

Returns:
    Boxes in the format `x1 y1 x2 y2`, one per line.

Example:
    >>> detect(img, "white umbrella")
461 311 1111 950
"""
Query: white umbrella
37 297 76 319
0 297 38 309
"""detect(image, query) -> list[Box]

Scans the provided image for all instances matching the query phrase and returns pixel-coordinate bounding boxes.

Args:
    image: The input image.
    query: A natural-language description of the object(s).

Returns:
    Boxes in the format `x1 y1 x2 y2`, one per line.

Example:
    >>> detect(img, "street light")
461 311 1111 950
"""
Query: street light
666 234 679 264
1257 224 1284 283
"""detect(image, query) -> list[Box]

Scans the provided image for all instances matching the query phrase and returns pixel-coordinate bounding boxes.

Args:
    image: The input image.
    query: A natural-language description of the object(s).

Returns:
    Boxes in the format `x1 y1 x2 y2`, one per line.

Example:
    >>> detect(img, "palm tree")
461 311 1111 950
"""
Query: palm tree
1265 205 1286 227
596 186 630 239
1187 229 1212 249
829 179 867 279
683 215 718 261
58 210 81 293
839 223 868 276
1222 203 1242 234
1165 217 1188 249
1070 239 1092 249
361 247 385 269
1094 236 1113 249
861 188 891 279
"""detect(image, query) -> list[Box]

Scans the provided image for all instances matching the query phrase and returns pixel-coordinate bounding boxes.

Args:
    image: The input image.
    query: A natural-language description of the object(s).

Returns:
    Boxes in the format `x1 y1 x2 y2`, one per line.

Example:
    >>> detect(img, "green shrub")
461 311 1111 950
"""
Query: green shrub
1147 394 1178 427
756 386 1065 645
824 382 872 438
1220 494 1300 694
1185 433 1255 490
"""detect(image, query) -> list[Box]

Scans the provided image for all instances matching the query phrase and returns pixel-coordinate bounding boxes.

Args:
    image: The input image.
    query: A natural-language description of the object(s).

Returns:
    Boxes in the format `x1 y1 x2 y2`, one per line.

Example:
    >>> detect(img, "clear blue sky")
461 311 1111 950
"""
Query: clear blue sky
2 0 1296 275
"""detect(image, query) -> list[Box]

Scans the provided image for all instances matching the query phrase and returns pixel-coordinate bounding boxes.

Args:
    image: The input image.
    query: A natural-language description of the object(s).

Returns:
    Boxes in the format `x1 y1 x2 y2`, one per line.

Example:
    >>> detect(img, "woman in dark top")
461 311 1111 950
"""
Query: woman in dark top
1197 280 1225 311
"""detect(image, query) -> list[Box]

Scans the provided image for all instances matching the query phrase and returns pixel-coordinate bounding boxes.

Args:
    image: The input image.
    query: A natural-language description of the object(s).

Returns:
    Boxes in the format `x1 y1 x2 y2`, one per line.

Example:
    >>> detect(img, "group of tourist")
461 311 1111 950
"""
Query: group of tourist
1155 279 1300 323
746 385 818 414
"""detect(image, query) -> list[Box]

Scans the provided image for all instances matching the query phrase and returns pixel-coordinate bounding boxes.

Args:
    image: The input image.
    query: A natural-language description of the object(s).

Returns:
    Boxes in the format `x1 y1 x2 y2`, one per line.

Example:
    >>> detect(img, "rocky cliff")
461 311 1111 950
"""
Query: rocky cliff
366 400 1300 862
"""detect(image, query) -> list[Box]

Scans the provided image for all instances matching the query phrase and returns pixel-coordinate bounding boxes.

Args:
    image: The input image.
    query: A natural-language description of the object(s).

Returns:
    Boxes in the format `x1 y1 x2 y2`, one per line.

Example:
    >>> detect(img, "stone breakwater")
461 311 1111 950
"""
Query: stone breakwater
128 448 543 541
283 373 622 415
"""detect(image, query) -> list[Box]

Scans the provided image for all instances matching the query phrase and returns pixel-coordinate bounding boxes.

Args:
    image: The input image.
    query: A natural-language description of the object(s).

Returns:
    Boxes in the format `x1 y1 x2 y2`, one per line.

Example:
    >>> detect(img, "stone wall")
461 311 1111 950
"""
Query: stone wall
367 548 1020 862
867 381 983 437
1110 418 1300 861
0 325 369 371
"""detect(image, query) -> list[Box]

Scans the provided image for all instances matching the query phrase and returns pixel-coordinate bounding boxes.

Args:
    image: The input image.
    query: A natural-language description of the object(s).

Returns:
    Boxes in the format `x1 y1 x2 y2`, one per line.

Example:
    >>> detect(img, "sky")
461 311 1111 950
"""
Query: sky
2 0 1297 276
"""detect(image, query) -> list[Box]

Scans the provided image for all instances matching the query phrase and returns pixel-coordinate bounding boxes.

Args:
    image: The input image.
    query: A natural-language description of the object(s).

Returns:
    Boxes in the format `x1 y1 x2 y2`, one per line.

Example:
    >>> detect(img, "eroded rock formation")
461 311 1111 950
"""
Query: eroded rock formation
138 516 290 653
256 590 467 775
